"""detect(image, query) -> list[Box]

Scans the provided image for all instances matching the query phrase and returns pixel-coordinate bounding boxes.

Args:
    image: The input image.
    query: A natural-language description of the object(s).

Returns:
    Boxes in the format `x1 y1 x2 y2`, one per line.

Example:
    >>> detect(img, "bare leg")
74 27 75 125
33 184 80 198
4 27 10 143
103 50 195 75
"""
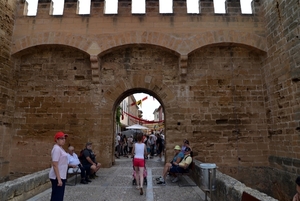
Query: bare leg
139 167 144 195
162 163 171 180
139 167 144 188
134 166 140 188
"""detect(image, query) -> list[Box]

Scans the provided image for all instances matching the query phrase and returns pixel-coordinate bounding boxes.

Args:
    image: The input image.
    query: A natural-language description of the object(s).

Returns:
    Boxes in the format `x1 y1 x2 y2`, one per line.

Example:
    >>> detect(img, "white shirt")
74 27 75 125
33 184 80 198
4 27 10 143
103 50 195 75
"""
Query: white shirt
116 135 120 146
134 143 145 159
68 153 80 166
128 137 133 147
49 144 68 180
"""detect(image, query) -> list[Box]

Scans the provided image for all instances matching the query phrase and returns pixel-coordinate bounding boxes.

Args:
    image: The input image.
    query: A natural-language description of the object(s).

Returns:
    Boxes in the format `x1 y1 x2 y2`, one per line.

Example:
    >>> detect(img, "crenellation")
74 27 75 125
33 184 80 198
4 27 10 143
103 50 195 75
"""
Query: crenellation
200 1 215 15
63 1 78 17
225 0 241 15
173 1 188 15
21 0 258 17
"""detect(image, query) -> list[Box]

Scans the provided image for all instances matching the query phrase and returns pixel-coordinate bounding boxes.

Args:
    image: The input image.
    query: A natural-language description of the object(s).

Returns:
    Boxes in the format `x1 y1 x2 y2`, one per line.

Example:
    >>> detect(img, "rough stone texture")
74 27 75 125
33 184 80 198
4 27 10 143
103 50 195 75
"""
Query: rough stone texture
192 161 278 201
0 0 16 183
0 0 299 200
0 168 50 201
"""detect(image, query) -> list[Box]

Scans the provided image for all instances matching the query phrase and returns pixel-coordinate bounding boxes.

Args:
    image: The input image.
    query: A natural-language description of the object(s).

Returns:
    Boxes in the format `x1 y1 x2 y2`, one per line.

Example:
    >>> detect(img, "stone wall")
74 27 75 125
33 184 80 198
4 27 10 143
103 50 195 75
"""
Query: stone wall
261 0 300 154
187 45 268 167
259 0 300 199
11 45 96 173
0 0 16 182
0 0 299 200
202 1 300 199
185 160 279 201
0 168 50 201
7 0 268 175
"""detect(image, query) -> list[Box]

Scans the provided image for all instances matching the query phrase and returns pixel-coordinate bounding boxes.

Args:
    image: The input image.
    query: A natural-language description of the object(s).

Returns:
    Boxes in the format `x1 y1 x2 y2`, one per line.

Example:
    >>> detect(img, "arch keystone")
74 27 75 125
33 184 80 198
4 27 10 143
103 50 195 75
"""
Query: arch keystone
87 42 101 55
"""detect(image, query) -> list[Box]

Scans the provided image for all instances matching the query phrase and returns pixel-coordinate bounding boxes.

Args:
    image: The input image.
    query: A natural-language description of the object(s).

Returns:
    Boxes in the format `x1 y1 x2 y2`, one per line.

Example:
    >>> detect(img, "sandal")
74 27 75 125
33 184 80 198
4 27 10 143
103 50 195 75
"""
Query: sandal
140 187 143 195
136 186 140 190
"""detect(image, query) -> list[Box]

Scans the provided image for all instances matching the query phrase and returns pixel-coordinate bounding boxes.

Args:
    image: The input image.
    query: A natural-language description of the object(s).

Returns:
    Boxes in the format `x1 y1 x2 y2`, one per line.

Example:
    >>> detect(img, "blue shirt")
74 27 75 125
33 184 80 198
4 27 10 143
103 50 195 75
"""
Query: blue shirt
173 152 184 162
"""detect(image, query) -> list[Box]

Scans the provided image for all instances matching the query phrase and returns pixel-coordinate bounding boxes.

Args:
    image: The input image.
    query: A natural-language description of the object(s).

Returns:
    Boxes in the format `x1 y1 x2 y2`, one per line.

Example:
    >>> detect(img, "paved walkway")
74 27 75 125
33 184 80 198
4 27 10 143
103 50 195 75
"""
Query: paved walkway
28 157 207 201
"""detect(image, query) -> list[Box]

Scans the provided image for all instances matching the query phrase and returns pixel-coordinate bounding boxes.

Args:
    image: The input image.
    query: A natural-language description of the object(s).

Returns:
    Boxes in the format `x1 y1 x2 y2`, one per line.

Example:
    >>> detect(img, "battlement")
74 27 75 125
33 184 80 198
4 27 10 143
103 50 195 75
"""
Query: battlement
22 0 259 17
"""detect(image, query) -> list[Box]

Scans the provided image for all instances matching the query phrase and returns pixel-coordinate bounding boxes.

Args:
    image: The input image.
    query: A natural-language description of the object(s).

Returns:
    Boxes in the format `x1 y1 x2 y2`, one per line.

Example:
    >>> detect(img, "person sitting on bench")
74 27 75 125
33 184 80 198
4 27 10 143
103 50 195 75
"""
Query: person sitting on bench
67 146 90 184
81 142 101 179
169 147 192 183
156 145 184 185
157 146 192 184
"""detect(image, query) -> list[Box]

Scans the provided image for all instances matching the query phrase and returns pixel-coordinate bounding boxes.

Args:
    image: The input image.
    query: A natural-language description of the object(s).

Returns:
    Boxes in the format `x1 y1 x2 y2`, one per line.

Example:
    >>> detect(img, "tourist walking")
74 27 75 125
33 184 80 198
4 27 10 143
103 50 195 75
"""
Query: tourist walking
49 131 69 201
128 135 134 157
123 135 129 157
132 133 147 195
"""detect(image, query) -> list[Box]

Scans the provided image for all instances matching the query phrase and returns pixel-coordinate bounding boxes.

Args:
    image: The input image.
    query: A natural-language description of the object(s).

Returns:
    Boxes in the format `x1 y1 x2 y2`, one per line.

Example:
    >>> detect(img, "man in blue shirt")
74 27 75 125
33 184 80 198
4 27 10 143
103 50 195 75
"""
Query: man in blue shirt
156 145 184 185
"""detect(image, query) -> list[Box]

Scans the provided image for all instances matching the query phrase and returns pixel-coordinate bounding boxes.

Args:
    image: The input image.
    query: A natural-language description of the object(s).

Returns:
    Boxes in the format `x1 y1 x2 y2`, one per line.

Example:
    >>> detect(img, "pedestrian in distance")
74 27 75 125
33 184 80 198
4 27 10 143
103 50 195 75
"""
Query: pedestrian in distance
128 135 134 158
49 131 69 201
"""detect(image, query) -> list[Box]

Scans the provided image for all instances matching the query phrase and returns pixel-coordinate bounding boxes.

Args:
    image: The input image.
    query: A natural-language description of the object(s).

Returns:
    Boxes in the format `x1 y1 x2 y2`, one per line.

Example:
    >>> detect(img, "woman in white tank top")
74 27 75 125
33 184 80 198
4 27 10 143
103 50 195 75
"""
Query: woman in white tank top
132 133 146 195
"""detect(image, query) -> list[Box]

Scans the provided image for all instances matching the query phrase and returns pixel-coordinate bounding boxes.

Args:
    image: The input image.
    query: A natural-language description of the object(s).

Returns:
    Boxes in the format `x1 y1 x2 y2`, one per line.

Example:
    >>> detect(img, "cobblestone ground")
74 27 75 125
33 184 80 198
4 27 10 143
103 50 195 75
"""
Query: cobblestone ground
28 157 207 201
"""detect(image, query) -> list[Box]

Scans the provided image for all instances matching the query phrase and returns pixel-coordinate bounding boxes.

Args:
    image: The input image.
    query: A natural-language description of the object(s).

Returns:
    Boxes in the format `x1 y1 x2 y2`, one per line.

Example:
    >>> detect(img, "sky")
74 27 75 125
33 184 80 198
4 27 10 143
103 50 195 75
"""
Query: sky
133 93 160 121
25 0 253 16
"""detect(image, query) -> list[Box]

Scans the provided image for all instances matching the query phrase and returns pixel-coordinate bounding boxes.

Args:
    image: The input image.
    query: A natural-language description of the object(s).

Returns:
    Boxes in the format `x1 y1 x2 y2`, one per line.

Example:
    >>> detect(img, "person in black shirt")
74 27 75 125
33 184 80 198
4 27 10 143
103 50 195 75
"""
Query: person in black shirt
81 142 101 179
156 134 163 162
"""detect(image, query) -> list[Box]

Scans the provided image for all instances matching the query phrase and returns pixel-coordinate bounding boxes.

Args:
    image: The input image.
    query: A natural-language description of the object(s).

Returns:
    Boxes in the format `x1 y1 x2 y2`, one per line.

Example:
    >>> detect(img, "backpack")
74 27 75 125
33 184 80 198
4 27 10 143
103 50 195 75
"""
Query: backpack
79 149 85 161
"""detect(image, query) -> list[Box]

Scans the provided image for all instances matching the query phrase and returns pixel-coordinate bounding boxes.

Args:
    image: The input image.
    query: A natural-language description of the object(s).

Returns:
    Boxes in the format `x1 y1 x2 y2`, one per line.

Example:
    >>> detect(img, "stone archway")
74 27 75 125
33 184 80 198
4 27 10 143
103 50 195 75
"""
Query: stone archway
11 30 267 56
111 88 166 164
95 44 179 167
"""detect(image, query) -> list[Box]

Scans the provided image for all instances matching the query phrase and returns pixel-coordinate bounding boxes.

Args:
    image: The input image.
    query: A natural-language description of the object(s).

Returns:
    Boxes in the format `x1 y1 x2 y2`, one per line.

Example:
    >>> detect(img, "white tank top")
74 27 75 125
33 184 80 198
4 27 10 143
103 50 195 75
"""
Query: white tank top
134 143 145 159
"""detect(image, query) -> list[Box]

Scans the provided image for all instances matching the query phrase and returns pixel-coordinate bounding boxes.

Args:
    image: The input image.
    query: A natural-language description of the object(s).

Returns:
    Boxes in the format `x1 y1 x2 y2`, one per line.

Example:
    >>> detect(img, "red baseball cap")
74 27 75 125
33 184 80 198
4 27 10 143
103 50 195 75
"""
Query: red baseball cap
54 131 68 142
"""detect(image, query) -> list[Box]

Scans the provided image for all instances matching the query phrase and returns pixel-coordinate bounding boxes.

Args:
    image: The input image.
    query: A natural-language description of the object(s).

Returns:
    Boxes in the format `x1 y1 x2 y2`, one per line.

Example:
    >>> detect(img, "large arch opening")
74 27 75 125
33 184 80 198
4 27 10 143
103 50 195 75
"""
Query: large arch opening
98 43 179 166
111 88 165 164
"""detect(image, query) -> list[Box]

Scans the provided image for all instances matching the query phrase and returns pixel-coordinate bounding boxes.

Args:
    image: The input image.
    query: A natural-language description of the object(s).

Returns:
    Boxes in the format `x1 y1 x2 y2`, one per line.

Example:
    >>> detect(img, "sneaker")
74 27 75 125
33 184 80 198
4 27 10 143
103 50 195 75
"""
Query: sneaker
172 177 179 183
85 179 92 182
157 158 162 162
157 180 166 185
80 180 88 184
155 176 162 181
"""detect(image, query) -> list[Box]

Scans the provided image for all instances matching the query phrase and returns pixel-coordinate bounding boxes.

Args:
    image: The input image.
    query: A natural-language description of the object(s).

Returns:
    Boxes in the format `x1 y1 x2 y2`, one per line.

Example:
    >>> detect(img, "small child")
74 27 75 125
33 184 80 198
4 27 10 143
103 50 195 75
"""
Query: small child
293 176 300 201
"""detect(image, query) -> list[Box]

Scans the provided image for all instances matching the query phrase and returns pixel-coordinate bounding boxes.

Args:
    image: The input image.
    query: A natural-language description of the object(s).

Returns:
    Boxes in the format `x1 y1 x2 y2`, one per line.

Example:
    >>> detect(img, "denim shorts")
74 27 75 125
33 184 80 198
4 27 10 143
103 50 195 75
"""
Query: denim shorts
169 165 185 173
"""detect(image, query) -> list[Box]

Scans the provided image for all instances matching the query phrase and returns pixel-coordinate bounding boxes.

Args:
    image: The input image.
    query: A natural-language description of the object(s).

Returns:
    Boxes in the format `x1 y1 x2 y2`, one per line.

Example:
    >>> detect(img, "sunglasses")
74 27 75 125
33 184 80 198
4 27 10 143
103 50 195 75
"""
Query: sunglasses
57 138 65 140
